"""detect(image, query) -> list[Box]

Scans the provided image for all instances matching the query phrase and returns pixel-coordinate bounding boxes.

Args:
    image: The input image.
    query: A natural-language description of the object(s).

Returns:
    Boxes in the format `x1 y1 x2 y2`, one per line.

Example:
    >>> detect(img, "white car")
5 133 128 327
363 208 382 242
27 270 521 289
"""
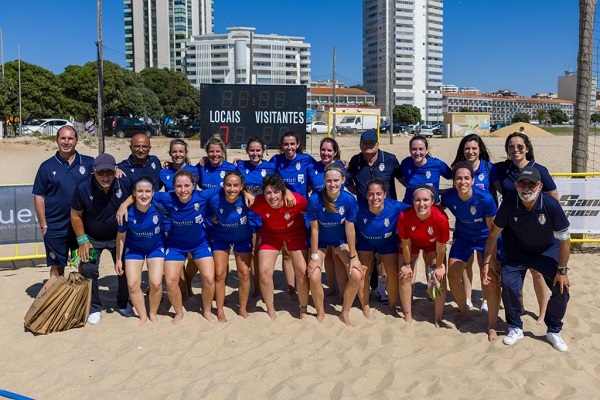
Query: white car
22 119 73 136
306 121 330 134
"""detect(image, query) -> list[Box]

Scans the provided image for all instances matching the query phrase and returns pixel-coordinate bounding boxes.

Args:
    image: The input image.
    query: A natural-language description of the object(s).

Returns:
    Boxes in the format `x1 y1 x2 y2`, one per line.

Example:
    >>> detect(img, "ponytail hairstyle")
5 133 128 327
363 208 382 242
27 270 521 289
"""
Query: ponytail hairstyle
169 138 191 164
322 163 346 213
223 170 248 193
505 132 534 160
409 135 432 158
279 131 303 154
320 137 341 160
205 133 228 160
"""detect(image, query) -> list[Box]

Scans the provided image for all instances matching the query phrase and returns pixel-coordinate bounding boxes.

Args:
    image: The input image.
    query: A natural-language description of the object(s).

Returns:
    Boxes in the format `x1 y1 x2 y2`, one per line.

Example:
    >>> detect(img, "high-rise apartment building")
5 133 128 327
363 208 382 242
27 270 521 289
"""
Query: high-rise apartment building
363 0 443 123
124 0 213 72
185 27 311 88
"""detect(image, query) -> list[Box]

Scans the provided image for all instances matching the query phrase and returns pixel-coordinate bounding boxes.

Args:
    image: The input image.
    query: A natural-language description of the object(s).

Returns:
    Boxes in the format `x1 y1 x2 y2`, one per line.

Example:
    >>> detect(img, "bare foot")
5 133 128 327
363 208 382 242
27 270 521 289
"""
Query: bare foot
488 328 498 341
217 311 228 323
536 314 545 325
338 312 352 326
138 317 148 327
403 313 413 324
171 313 184 325
267 309 277 320
239 309 249 319
455 312 471 328
288 285 298 301
148 314 158 323
362 305 372 319
387 305 400 317
316 312 325 323
203 312 217 324
299 305 308 319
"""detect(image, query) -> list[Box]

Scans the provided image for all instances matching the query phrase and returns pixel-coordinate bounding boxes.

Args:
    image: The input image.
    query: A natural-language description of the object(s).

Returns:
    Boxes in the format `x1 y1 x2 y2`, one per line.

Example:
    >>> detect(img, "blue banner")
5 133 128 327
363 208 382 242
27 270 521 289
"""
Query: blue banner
0 185 41 245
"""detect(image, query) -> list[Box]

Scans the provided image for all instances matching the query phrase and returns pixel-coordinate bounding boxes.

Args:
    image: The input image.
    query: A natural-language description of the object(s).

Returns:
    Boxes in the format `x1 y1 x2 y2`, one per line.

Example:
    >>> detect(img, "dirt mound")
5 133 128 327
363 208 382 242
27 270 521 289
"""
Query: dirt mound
490 122 553 137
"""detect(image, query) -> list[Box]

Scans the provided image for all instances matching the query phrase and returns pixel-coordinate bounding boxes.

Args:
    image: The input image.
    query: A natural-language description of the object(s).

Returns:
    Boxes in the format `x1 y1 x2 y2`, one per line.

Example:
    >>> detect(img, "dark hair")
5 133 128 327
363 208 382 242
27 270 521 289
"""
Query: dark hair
322 163 345 213
452 134 492 166
505 132 534 161
133 175 156 189
409 135 431 157
412 184 435 201
247 136 265 150
279 131 303 153
261 174 287 194
223 170 247 192
169 138 190 164
173 169 196 185
56 125 78 140
452 162 474 178
205 134 228 160
320 137 341 161
366 177 387 194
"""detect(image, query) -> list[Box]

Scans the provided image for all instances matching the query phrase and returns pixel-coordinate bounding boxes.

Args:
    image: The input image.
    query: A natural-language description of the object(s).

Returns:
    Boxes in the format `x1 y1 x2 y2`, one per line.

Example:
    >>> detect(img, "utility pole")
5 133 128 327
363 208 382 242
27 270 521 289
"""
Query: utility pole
332 47 336 139
18 44 22 136
97 0 105 154
1 28 4 78
388 0 395 144
249 29 253 84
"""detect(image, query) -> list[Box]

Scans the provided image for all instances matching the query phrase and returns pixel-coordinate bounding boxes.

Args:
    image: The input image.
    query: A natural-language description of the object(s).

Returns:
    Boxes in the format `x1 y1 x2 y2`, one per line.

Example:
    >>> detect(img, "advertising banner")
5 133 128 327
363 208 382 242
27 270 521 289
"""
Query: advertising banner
0 185 41 245
555 178 600 233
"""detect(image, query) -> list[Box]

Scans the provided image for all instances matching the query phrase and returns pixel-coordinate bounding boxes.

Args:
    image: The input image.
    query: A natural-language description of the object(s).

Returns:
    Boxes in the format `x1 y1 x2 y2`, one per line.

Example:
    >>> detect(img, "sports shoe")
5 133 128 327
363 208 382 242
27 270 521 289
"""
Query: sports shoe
503 328 524 345
87 312 102 325
546 332 568 352
466 299 474 311
118 303 136 318
480 300 488 312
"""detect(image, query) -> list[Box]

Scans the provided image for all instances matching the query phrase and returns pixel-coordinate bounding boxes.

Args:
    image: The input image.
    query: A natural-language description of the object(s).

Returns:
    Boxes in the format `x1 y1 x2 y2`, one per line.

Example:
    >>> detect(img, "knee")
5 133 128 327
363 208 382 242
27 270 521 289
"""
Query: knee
127 282 141 293
214 270 227 283
202 275 215 287
149 281 162 292
238 269 250 282
165 276 179 290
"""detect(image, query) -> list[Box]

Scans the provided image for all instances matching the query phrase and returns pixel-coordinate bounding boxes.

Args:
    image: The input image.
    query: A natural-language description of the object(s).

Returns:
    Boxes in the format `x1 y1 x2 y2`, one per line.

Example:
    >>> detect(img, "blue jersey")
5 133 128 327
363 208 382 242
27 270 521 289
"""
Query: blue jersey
495 159 557 196
311 160 346 194
160 163 198 192
153 188 218 250
472 160 498 196
118 203 164 254
307 190 357 245
197 161 236 190
236 160 276 195
32 151 94 232
400 156 452 203
270 153 316 197
441 187 497 244
355 198 410 247
117 155 162 191
206 189 253 243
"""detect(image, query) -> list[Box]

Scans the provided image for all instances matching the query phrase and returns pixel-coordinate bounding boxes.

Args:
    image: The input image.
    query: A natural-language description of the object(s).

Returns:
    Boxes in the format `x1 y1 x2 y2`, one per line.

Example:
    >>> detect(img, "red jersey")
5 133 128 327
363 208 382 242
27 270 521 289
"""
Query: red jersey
397 206 450 249
251 192 307 236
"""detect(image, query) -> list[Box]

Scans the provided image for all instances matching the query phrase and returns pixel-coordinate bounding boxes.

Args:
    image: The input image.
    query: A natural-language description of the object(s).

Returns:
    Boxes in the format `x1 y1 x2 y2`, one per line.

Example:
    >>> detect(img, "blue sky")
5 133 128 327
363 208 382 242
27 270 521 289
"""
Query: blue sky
0 0 581 96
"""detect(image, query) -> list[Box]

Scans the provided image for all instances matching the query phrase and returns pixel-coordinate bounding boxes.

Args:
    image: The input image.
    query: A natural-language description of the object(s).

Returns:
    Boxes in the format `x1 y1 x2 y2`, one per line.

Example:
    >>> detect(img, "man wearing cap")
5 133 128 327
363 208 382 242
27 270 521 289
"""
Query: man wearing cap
346 130 403 303
33 126 94 277
482 166 571 351
71 153 133 325
117 133 161 190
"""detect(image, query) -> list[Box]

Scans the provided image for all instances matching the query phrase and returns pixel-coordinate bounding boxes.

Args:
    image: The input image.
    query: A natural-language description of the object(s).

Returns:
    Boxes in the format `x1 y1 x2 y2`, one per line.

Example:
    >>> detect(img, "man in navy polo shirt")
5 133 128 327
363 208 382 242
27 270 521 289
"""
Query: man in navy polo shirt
71 153 133 325
117 134 161 190
346 130 403 302
33 126 94 277
483 166 571 351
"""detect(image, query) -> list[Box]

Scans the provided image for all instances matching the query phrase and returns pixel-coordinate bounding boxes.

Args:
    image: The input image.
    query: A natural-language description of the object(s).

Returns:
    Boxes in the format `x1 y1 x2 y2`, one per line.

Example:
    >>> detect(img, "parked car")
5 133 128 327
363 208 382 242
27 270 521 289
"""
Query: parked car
407 124 421 135
107 117 156 138
22 119 73 136
380 122 406 133
419 125 434 137
490 122 510 133
432 124 443 135
164 121 201 138
306 121 330 134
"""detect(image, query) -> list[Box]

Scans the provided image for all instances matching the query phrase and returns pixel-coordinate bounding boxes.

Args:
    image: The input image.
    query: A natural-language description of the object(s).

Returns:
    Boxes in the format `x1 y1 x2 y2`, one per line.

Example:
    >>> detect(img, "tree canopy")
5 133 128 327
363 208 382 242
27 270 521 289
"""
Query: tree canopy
511 112 530 123
548 108 570 124
393 104 421 125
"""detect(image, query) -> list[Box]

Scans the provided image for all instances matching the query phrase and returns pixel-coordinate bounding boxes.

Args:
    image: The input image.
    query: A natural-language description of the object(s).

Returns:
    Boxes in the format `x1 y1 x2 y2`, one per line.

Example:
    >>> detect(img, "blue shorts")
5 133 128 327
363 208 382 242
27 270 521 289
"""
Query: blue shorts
317 238 346 249
212 237 253 253
123 243 166 261
165 242 212 261
44 230 77 268
449 238 485 263
356 240 398 255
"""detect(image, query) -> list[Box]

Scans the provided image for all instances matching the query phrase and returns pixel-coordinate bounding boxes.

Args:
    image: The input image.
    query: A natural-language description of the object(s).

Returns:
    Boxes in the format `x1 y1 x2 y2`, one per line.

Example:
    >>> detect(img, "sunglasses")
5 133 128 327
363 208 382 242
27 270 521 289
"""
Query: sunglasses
508 144 526 151
95 169 115 176
517 180 538 189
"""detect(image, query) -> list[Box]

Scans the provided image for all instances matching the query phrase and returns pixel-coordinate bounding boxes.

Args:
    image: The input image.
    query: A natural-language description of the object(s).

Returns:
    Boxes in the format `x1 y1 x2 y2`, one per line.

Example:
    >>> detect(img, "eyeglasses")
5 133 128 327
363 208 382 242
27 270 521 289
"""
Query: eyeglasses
508 144 526 151
517 180 537 189
95 169 115 176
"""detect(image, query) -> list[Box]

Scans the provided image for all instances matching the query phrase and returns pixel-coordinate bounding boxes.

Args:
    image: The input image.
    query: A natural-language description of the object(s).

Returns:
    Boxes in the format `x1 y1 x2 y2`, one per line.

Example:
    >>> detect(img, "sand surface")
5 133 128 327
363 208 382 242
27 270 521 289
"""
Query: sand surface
1 131 599 399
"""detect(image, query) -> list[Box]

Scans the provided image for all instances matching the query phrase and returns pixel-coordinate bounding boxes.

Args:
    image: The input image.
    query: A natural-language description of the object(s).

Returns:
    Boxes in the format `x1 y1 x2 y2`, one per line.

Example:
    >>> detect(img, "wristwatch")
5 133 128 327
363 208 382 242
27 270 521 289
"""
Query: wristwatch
310 253 319 261
557 266 569 275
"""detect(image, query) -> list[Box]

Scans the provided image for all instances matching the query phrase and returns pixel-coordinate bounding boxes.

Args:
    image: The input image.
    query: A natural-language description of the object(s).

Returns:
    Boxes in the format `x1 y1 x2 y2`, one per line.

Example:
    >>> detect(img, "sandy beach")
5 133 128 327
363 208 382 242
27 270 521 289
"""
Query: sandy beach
1 128 599 399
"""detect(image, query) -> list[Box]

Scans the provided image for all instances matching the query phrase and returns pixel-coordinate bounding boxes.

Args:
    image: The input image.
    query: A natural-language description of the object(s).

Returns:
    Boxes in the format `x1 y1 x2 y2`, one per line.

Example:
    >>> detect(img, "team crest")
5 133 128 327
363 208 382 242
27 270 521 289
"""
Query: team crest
470 206 477 215
132 219 137 224
219 208 224 214
151 162 156 170
296 162 301 171
116 189 122 198
384 218 390 227
166 176 170 180
194 203 200 211
411 226 416 231
427 226 434 235
52 171 56 175
378 163 385 172
220 171 226 179
478 173 485 181
130 168 135 173
426 171 431 179
338 206 345 216
236 206 242 214
245 169 250 174
284 212 291 220
79 166 86 175
261 169 266 177
49 252 56 260
538 214 546 225
513 217 518 222
266 213 271 218
363 218 367 224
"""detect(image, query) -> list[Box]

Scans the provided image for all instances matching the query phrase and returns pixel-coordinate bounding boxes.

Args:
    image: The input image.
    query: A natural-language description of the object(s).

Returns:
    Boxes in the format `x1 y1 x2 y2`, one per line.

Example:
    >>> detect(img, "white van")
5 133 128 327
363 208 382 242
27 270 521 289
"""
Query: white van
335 115 378 133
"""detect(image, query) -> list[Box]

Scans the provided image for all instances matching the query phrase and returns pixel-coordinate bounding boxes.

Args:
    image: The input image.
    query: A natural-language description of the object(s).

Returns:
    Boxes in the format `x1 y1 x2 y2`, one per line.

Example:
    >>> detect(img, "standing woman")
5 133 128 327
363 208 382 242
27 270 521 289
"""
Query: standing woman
197 134 236 190
307 163 362 326
160 139 198 191
441 163 501 340
206 171 253 321
115 177 165 326
398 185 450 327
269 132 316 299
494 131 558 323
250 174 324 321
355 178 410 320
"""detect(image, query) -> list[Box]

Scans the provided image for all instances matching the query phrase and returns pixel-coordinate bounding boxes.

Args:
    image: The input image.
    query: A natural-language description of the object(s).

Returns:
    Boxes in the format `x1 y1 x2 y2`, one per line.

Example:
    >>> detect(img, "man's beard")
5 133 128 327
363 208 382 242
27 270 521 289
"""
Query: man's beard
518 187 540 203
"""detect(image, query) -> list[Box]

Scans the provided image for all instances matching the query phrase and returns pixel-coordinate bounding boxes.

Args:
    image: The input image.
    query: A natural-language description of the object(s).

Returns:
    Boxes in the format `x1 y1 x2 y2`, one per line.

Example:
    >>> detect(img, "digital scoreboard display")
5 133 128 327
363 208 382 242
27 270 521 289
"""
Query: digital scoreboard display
200 84 307 149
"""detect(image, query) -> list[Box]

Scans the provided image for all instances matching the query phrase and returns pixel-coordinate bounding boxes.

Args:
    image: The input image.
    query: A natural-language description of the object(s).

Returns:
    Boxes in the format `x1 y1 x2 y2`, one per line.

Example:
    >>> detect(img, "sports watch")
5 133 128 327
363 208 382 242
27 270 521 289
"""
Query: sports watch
557 266 569 275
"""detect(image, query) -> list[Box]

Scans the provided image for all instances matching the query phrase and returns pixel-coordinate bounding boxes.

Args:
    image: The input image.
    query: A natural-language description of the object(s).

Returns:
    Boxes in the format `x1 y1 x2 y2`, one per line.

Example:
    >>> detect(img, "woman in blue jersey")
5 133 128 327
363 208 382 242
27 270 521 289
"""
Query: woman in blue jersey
160 139 198 191
355 178 410 320
307 163 361 325
197 134 236 190
270 132 316 299
441 163 501 340
494 131 557 324
400 135 452 204
451 134 499 312
115 176 165 326
207 171 253 321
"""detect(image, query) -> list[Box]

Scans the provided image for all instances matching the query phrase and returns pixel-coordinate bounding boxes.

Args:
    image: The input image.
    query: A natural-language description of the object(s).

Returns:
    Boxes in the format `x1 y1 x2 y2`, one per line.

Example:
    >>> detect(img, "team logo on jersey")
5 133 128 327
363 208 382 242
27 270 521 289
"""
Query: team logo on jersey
384 218 389 227
151 162 156 170
363 218 368 224
478 173 485 181
219 208 223 214
411 226 416 231
130 168 135 173
261 169 266 177
538 214 546 225
132 219 137 224
427 226 434 235
79 166 86 175
298 174 304 184
245 169 250 174
470 206 477 215
338 206 345 216
322 207 326 212
284 212 291 220
426 171 431 179
236 206 242 214
49 252 56 260
220 171 226 179
240 216 247 225
266 213 270 218
296 162 301 171
116 189 122 198
194 203 199 211
52 171 56 175
166 176 170 180
379 163 385 172
89 195 94 201
513 217 518 222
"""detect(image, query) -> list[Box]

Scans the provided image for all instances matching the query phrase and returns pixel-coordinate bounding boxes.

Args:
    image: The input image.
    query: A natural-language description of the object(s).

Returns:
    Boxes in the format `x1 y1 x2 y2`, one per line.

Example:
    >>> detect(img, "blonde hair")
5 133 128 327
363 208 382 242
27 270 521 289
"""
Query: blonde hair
322 163 346 213
204 134 227 160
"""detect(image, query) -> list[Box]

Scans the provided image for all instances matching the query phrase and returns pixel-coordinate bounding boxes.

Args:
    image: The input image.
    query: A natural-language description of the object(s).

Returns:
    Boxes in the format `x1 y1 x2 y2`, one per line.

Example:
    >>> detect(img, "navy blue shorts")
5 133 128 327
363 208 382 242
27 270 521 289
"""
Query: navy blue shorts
44 230 77 268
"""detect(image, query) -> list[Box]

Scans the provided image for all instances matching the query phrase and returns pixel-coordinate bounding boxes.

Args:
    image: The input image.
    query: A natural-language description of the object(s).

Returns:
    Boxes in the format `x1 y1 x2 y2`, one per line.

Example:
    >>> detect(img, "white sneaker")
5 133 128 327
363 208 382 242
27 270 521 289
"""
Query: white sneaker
87 311 102 325
546 332 568 352
503 328 524 345
480 300 488 312
118 303 136 318
466 299 474 311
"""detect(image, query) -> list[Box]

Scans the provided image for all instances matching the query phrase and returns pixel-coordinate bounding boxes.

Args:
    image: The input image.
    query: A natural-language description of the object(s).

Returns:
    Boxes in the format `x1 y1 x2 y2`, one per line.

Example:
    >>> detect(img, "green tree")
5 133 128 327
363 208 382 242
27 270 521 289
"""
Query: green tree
548 108 569 124
393 104 421 125
511 112 530 123
535 109 549 124
58 63 97 120
459 107 473 112
140 68 200 120
591 112 600 124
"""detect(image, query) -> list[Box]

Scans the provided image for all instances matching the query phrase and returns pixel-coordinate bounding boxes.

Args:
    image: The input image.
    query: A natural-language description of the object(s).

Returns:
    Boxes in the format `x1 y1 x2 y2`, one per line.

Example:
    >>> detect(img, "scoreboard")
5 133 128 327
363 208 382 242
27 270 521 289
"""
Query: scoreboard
200 84 307 149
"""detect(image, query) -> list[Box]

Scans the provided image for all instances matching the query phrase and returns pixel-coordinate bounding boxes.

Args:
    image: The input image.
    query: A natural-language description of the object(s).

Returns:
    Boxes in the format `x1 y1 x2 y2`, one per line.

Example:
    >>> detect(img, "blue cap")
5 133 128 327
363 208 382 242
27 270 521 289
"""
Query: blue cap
93 153 116 171
360 129 378 142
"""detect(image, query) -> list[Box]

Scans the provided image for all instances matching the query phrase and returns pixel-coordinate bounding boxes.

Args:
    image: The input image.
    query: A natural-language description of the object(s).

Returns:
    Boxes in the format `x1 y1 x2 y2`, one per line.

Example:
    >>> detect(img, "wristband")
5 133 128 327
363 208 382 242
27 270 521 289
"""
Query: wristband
40 225 48 231
77 234 90 246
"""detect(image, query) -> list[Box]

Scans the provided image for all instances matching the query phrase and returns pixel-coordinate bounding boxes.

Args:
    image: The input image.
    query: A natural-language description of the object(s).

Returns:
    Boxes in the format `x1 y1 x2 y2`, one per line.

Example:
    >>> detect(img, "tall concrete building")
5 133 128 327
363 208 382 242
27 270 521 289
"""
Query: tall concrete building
185 27 311 88
363 0 443 123
124 0 213 72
